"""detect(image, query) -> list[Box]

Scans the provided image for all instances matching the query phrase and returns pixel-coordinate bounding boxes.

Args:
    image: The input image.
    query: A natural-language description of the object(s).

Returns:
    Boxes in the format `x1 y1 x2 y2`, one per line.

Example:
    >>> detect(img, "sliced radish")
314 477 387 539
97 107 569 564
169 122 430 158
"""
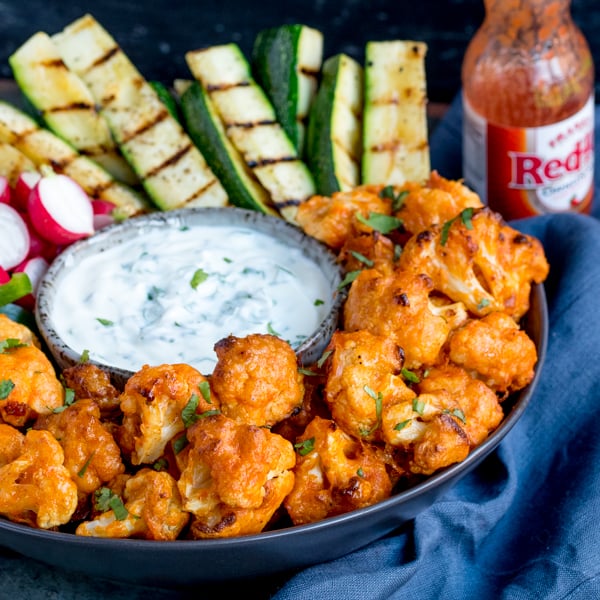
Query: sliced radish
91 199 117 231
13 256 49 310
0 203 31 270
13 171 41 211
0 266 10 285
0 176 11 205
20 212 59 261
28 172 94 245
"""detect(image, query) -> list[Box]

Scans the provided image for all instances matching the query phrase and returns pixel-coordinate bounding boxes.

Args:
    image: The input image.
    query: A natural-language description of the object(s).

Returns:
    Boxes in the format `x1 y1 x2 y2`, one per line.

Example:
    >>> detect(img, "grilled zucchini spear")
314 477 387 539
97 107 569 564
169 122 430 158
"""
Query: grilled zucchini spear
185 43 316 224
0 100 150 216
179 80 277 216
9 31 138 186
251 24 323 155
306 53 363 195
52 14 228 211
361 40 431 186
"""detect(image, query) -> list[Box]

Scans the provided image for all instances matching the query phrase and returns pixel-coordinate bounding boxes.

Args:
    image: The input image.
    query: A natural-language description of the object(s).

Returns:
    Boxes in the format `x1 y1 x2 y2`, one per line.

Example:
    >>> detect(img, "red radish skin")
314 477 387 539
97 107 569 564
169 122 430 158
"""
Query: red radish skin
20 212 59 261
0 203 31 270
0 266 10 285
13 171 41 211
28 173 94 245
13 256 49 310
91 199 117 231
0 176 11 205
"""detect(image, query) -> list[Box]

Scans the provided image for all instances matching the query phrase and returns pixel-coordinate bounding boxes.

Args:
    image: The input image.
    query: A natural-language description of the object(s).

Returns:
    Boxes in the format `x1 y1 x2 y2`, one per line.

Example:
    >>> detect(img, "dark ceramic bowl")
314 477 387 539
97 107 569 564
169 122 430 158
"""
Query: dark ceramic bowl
2 282 548 587
35 206 345 387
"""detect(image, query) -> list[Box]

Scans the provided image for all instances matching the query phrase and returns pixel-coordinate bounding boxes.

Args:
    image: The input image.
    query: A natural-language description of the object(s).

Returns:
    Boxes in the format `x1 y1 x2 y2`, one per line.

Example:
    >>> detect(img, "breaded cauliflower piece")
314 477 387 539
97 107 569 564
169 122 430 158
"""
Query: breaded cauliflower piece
0 343 64 427
343 268 468 369
177 413 295 538
210 333 304 427
34 399 125 496
0 314 40 347
61 362 122 417
417 364 504 446
295 185 391 250
394 171 483 235
398 207 549 319
119 363 214 465
338 229 399 274
0 423 24 466
0 429 77 528
448 312 538 395
76 468 189 540
284 416 392 525
323 330 416 442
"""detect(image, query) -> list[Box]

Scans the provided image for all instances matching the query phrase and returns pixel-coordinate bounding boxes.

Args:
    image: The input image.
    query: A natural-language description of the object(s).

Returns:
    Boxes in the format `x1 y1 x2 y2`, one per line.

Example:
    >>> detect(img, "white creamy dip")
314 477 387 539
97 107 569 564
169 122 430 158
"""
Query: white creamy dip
50 223 333 374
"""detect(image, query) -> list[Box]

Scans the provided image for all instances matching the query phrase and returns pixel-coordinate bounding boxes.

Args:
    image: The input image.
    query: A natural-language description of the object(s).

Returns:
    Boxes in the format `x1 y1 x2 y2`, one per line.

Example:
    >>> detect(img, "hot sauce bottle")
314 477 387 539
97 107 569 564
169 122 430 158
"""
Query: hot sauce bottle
462 0 595 219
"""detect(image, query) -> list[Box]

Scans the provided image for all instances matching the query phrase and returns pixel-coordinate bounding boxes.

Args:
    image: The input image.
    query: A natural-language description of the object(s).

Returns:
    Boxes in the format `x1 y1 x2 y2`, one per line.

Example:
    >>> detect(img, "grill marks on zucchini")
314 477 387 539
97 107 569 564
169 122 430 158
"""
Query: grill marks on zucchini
186 43 315 224
0 99 150 215
8 31 139 186
53 14 228 211
361 41 431 186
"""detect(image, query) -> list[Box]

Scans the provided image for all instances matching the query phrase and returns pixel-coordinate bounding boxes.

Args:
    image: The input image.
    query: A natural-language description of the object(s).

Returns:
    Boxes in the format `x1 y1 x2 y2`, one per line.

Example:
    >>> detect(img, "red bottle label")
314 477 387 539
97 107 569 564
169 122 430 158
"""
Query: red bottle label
463 94 595 220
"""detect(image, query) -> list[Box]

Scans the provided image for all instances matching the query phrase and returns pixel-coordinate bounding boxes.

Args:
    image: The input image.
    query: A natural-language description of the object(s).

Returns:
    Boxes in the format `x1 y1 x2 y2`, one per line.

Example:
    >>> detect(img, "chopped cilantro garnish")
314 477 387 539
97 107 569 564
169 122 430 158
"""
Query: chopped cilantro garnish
314 298 324 306
79 349 90 363
267 322 281 336
152 458 170 472
349 250 374 268
338 270 361 290
94 487 129 521
0 379 15 400
53 387 76 413
401 368 420 384
441 208 475 246
96 318 114 327
190 268 208 289
394 419 411 431
294 437 315 456
298 368 318 376
77 450 96 478
0 338 26 353
477 298 491 311
357 467 365 478
444 408 467 424
379 186 409 211
317 350 332 369
412 397 426 415
173 435 189 454
360 385 383 436
198 380 211 403
355 211 404 234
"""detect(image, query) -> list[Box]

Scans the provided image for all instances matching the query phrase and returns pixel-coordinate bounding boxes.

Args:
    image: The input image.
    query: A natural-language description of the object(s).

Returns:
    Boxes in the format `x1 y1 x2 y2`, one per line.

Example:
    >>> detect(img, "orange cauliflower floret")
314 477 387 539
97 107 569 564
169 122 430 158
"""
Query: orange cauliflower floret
448 312 538 395
34 399 125 496
0 423 24 466
76 468 189 540
323 330 417 442
296 185 391 250
0 314 41 347
0 342 64 427
210 333 304 427
338 229 400 274
398 207 549 319
417 364 504 447
394 171 483 235
119 363 214 465
284 416 392 525
343 268 467 369
61 362 122 417
0 429 77 528
177 413 295 539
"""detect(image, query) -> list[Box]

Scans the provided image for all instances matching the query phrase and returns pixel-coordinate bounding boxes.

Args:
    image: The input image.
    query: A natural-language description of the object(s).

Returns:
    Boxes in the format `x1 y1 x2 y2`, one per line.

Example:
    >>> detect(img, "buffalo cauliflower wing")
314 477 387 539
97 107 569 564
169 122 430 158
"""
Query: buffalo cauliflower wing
34 399 125 496
284 416 392 525
398 207 549 319
0 423 24 466
210 333 304 427
177 413 295 538
338 229 399 274
119 363 214 465
0 342 64 427
448 312 538 395
393 171 483 236
0 314 40 347
76 468 189 540
61 362 122 417
417 364 504 446
0 429 77 528
343 268 467 369
295 185 392 250
323 329 417 442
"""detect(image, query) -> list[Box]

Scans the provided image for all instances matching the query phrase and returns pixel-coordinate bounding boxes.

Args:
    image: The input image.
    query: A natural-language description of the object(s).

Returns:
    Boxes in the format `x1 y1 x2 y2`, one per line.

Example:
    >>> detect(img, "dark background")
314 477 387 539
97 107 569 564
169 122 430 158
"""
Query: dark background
0 0 598 105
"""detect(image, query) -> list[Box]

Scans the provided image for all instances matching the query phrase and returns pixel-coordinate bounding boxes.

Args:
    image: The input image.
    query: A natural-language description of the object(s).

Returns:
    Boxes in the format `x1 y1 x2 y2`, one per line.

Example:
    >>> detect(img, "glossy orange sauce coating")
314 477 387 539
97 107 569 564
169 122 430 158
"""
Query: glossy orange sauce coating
462 0 594 127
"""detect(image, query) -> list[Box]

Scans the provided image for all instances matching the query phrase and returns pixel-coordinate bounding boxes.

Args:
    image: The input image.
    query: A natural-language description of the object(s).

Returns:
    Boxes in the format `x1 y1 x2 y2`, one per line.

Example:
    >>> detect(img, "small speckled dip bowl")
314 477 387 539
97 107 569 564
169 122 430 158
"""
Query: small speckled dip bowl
35 207 345 388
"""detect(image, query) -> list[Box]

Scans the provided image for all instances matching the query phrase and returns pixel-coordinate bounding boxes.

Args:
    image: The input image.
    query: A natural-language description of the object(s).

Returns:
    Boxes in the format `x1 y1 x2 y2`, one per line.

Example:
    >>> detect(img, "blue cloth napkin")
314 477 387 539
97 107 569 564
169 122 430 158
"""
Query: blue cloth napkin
272 97 600 600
